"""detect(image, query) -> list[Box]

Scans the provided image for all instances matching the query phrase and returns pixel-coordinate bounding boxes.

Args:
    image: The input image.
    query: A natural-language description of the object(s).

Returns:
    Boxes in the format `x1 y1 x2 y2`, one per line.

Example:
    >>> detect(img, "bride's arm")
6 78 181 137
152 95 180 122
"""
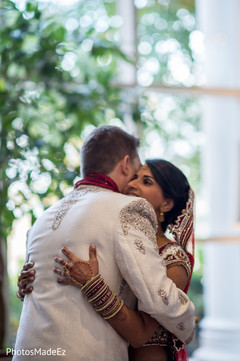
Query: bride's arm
54 245 159 348
17 245 191 347
54 245 193 347
108 306 159 348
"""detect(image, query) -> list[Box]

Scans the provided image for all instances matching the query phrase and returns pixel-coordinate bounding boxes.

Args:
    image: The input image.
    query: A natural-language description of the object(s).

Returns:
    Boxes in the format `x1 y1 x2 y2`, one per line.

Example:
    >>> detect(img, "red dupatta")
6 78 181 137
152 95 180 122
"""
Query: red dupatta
168 189 195 361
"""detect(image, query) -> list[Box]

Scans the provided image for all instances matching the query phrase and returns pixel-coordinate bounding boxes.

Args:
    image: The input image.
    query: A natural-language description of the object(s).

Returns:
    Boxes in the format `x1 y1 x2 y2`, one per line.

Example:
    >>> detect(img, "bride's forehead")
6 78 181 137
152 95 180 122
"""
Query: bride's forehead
137 165 153 176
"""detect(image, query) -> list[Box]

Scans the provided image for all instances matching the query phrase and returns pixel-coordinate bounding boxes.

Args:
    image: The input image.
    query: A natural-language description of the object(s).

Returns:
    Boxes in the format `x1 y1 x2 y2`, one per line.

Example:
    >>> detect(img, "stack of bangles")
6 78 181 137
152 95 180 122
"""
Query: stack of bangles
80 273 124 320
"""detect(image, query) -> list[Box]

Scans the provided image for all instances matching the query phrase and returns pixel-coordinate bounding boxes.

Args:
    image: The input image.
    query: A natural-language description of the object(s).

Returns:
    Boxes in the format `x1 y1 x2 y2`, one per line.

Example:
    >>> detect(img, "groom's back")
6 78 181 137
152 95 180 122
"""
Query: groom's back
13 186 136 361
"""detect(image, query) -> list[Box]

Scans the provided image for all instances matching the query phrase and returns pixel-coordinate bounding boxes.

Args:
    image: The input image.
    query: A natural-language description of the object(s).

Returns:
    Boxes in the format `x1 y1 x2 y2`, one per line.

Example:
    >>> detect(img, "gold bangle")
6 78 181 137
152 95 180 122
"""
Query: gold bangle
95 292 116 312
88 283 108 303
103 299 124 320
81 273 102 293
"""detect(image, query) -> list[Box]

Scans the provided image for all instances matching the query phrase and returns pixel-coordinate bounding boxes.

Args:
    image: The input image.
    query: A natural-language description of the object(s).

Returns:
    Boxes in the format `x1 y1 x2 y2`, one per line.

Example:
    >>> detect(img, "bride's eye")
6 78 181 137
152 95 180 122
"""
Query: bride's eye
143 179 152 186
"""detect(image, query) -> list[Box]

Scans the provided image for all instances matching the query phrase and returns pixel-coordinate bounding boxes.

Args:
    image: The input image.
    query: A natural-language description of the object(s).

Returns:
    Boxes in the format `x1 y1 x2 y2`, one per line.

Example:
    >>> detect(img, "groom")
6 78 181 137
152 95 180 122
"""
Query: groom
14 125 195 361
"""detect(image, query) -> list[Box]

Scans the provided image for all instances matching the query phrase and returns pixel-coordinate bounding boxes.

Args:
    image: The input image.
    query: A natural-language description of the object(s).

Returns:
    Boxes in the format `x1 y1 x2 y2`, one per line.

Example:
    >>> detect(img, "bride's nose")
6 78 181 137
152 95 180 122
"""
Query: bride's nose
127 179 138 190
123 179 138 195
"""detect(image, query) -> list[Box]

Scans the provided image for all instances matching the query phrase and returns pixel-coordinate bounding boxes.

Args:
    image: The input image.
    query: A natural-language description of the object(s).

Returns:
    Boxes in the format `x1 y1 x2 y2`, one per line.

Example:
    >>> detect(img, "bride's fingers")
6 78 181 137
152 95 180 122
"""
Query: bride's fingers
89 244 99 274
18 276 35 288
23 262 34 271
57 278 74 286
18 269 35 284
62 247 79 263
21 286 33 295
89 244 97 260
53 266 66 277
54 257 68 266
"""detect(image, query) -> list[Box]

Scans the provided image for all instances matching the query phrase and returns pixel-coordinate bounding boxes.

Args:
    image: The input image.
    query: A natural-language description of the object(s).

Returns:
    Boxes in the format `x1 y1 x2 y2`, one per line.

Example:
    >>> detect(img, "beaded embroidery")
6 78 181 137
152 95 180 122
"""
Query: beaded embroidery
52 186 100 230
158 288 169 305
120 199 158 246
178 291 188 305
159 243 192 280
134 240 146 254
144 325 172 347
168 189 194 254
176 321 185 331
172 338 185 352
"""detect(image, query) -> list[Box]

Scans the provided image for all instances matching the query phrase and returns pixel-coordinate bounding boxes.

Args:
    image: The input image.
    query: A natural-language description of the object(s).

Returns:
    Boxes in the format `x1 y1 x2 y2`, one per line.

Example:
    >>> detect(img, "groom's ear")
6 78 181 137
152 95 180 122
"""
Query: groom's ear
120 155 131 176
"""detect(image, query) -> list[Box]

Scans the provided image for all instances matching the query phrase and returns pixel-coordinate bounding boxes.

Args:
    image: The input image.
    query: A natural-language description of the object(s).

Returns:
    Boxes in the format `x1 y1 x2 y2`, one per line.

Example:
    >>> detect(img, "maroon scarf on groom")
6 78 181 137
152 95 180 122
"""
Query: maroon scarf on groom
74 173 120 193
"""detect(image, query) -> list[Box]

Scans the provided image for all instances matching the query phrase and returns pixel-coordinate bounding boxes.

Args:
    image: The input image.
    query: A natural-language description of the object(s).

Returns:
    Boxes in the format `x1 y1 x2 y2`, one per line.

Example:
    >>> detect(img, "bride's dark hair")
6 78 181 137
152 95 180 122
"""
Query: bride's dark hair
146 159 190 232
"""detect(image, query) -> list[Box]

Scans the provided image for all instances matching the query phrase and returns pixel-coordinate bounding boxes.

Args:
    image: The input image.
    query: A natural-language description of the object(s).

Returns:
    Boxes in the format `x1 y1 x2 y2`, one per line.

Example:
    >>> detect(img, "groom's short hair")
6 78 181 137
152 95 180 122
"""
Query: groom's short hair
81 125 140 177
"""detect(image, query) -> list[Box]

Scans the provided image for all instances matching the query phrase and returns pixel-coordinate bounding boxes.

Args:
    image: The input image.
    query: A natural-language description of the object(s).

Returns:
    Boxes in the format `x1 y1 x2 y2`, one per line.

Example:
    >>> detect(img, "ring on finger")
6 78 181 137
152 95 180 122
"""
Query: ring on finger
62 263 83 287
63 263 70 277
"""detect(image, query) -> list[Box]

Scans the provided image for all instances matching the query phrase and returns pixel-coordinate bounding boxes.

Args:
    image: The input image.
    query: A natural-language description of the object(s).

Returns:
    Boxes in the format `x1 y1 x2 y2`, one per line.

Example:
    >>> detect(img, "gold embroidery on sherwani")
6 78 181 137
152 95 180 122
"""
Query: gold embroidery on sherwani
134 240 146 254
178 291 188 305
157 288 169 305
120 199 158 248
52 186 100 230
176 321 185 331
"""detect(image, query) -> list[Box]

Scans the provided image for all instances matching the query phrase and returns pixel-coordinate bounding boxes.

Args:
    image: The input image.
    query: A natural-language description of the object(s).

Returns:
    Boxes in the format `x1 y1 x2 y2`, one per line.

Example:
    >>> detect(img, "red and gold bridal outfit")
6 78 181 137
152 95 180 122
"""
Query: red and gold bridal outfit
144 189 195 361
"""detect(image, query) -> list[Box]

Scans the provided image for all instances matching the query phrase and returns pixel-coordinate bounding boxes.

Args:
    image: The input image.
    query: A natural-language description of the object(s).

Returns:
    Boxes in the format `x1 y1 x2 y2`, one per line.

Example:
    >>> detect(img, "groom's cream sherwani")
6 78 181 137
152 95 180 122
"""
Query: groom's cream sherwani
13 186 195 361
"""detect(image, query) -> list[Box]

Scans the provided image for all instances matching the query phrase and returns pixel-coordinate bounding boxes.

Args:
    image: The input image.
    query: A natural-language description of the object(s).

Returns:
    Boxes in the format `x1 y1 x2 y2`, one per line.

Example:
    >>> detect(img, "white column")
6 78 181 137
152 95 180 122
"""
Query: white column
116 0 141 136
193 1 240 360
117 0 136 85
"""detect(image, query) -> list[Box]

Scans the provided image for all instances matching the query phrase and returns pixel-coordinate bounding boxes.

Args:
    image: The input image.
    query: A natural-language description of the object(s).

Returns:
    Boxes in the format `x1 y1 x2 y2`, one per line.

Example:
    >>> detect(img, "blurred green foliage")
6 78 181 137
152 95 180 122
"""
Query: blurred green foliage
0 0 201 239
0 0 129 240
0 0 203 350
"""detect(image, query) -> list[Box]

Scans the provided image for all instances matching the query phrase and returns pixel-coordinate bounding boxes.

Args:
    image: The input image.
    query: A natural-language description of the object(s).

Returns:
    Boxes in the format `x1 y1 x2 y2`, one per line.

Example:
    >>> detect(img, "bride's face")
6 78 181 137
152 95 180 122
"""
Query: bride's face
124 166 167 212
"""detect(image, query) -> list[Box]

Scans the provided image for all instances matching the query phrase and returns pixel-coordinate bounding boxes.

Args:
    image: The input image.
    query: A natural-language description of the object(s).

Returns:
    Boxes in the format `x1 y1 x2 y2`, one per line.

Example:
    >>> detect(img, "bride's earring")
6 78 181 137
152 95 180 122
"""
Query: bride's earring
159 210 165 223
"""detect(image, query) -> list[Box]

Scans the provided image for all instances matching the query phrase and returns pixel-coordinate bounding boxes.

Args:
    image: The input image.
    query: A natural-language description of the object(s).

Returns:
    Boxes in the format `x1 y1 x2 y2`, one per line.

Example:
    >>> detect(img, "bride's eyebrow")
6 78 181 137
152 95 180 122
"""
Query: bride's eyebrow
143 175 154 180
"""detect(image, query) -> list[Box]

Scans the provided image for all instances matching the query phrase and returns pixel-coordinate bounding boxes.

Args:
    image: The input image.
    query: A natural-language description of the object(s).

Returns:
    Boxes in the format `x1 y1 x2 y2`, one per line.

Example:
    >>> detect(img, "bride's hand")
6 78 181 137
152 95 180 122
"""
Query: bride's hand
17 262 35 300
53 244 99 288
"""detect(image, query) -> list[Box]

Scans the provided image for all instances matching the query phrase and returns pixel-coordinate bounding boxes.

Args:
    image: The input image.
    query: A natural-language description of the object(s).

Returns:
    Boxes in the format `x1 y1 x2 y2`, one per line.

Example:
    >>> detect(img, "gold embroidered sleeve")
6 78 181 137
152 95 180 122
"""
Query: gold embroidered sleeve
119 198 158 251
114 198 196 343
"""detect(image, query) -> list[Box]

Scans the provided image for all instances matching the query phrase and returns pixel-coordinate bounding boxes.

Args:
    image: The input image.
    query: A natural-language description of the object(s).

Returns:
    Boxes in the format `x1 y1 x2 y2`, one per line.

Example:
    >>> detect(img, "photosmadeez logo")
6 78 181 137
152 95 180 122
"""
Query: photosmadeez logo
6 347 66 357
